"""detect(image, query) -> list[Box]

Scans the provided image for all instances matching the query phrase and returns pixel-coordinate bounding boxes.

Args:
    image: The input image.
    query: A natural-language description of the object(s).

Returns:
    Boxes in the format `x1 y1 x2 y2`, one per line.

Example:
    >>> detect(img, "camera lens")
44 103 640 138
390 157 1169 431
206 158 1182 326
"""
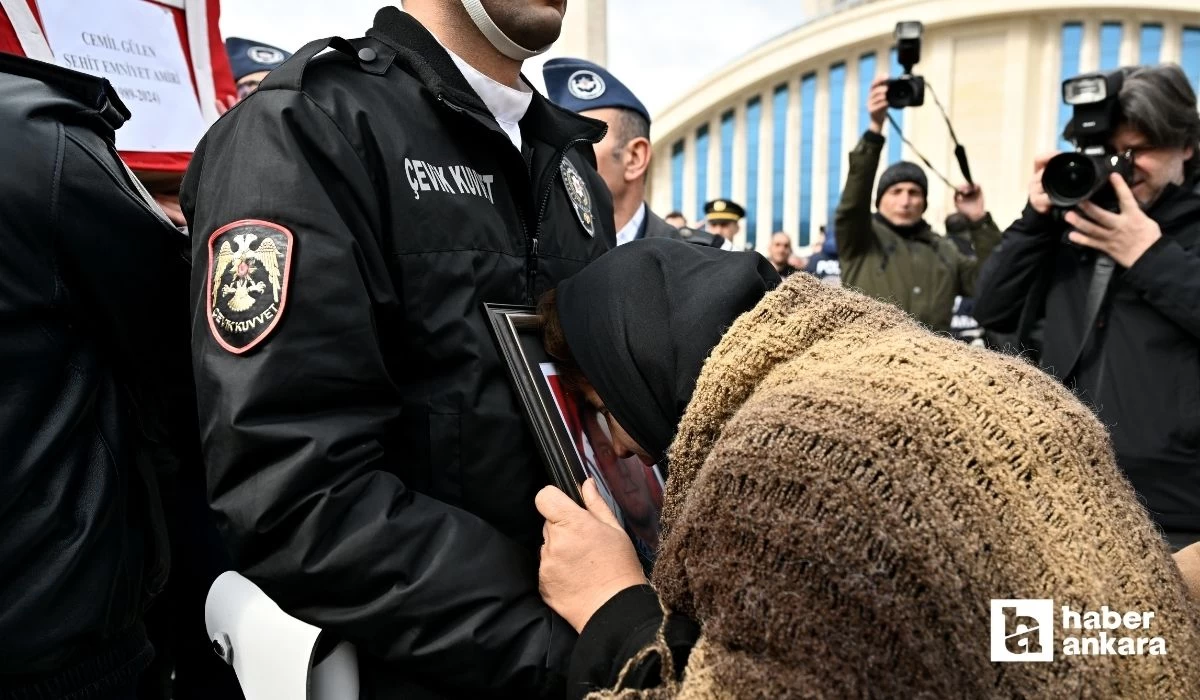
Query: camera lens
886 79 915 108
1043 152 1100 204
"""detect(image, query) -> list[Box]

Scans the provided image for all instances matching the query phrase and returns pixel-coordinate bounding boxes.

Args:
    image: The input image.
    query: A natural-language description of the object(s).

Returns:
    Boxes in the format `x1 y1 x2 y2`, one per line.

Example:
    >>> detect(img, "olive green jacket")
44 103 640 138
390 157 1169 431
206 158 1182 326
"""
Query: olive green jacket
834 131 1001 333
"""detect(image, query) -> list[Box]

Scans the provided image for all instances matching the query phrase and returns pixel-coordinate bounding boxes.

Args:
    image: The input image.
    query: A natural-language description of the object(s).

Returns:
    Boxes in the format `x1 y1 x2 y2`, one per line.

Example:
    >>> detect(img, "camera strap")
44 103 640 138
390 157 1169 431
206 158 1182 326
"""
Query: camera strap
1064 254 1116 384
886 83 974 190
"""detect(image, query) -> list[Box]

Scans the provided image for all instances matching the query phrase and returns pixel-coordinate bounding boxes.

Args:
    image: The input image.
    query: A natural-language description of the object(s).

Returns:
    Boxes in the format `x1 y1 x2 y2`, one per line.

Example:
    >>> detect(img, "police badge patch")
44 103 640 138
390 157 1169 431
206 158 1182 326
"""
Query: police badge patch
567 70 606 100
560 158 595 237
206 220 293 354
247 45 287 65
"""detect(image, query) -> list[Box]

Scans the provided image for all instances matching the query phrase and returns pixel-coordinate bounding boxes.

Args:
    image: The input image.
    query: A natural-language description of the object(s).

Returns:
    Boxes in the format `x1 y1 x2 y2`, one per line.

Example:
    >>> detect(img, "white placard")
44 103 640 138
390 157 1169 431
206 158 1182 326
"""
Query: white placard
37 0 208 152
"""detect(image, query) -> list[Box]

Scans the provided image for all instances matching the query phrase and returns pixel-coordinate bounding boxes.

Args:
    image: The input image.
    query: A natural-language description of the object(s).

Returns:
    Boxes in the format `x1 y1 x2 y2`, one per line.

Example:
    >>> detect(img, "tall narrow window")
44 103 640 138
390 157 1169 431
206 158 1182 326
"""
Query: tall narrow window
671 141 684 215
1058 23 1083 150
857 52 877 136
1099 22 1123 71
695 124 709 221
1140 24 1163 65
745 97 762 248
825 63 847 241
771 84 789 232
719 110 735 201
1183 27 1200 95
799 73 817 246
887 47 904 165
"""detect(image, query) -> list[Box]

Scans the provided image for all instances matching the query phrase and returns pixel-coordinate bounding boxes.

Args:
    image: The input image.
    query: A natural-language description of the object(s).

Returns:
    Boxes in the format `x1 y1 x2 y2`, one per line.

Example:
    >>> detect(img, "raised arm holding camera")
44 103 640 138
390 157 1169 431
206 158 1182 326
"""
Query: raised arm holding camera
834 73 1001 333
973 65 1200 549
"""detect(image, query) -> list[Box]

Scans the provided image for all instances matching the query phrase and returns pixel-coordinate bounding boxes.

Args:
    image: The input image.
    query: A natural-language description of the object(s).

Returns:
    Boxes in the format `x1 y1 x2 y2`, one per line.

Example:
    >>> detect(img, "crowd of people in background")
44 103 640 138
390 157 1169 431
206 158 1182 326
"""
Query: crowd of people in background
2 0 1200 698
640 64 1200 552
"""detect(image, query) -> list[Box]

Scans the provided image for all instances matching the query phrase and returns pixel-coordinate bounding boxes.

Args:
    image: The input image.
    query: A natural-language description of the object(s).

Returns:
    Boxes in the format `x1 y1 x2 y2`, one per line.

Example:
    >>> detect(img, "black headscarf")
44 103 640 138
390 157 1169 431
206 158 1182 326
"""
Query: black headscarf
557 239 780 463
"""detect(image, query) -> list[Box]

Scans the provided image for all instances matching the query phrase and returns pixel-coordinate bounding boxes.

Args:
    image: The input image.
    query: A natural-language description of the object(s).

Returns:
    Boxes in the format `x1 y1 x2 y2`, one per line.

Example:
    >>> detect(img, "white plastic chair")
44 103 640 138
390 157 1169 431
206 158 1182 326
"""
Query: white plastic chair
205 571 360 700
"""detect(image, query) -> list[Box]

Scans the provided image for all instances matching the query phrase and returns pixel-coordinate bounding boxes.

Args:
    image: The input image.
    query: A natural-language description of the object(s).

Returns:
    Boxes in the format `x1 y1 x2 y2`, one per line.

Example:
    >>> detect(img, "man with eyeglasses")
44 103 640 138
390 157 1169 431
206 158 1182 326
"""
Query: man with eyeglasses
974 64 1200 551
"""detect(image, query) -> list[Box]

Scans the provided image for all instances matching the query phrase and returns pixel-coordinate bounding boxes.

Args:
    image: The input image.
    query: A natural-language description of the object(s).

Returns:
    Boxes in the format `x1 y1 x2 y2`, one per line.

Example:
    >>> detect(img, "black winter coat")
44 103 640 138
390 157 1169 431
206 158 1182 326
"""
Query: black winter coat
0 54 185 683
974 183 1200 539
180 8 614 698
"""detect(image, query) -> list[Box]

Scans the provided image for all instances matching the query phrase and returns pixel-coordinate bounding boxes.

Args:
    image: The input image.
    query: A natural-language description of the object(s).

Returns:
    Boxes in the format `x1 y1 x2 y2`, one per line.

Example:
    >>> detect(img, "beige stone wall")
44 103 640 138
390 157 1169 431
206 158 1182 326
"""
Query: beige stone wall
648 0 1200 255
556 0 607 65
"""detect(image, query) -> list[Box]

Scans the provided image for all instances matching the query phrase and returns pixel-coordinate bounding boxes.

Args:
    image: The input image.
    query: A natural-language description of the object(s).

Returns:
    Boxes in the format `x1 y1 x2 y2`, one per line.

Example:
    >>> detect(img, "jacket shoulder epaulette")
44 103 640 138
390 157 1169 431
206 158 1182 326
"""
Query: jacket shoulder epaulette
258 36 398 94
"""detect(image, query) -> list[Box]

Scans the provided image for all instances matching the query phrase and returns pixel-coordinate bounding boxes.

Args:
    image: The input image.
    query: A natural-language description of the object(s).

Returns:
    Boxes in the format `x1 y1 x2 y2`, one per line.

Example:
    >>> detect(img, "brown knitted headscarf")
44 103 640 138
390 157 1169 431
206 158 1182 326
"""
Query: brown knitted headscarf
601 273 1200 698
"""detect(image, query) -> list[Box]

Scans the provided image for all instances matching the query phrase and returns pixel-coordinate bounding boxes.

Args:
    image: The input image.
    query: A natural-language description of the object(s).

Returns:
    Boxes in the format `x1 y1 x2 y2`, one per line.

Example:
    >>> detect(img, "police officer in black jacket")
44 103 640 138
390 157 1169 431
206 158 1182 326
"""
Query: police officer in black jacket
181 2 614 697
0 53 189 698
974 64 1200 549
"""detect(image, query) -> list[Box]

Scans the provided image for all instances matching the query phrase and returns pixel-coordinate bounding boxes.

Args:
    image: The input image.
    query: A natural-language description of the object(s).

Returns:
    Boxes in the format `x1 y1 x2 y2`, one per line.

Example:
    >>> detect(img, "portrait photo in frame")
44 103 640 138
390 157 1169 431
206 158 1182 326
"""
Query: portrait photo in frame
485 304 665 565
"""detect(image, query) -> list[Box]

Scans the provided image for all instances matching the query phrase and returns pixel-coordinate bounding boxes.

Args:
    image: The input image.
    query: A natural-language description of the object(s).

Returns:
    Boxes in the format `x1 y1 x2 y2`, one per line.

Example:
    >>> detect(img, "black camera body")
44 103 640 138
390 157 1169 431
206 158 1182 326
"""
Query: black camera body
1042 71 1133 211
886 21 925 109
887 75 925 109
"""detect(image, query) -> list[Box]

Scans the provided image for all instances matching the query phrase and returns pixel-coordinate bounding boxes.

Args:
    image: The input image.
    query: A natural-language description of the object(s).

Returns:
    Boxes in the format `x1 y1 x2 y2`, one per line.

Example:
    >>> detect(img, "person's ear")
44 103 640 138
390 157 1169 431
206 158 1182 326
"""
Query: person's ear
623 137 652 184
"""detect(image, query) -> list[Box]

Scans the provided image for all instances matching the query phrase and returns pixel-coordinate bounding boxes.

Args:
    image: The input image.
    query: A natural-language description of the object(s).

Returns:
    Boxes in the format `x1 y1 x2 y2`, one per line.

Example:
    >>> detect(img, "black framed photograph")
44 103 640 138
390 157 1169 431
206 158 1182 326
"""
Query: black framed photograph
485 303 666 565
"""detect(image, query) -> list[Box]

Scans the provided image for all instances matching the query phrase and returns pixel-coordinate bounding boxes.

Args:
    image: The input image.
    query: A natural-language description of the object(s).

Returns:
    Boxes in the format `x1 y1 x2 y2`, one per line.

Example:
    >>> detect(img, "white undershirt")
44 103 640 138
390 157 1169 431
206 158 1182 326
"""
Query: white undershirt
616 202 647 246
720 237 734 251
443 46 533 152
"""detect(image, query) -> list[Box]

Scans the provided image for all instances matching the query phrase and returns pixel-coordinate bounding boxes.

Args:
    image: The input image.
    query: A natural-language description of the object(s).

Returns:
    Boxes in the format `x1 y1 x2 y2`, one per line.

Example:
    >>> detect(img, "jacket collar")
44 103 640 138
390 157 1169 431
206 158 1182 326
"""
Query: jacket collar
367 7 605 151
1145 175 1200 232
874 212 935 243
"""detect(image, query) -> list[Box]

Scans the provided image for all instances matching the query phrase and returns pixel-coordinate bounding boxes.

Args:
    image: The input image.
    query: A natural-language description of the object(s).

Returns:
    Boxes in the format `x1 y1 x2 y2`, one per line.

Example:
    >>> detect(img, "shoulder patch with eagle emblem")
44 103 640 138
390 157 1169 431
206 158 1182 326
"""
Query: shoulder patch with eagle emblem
206 220 293 354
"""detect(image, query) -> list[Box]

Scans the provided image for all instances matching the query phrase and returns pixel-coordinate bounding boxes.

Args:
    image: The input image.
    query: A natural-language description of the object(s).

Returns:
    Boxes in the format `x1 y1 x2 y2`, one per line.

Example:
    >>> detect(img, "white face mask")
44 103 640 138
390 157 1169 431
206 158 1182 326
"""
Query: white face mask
459 0 553 60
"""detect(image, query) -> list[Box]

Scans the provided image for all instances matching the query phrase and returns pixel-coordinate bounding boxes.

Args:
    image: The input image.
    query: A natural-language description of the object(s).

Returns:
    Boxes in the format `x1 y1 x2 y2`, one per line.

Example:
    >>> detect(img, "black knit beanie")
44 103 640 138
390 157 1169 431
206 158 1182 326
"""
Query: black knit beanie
875 161 928 208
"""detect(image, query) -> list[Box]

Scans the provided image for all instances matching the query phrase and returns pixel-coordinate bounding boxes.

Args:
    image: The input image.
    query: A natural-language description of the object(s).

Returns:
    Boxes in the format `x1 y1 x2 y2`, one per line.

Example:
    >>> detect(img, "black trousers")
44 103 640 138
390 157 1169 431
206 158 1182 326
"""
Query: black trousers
1 624 152 700
137 463 244 700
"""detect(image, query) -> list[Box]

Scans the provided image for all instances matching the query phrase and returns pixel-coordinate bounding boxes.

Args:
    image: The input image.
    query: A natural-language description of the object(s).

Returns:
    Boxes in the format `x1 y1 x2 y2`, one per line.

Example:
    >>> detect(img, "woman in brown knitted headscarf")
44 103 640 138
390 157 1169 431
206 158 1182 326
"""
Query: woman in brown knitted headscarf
535 238 1200 699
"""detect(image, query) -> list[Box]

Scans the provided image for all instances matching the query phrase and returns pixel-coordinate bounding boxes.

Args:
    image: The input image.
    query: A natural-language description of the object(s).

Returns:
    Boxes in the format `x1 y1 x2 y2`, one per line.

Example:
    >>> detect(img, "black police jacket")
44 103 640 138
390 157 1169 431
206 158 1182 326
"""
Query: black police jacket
0 54 184 678
180 8 614 698
974 184 1200 537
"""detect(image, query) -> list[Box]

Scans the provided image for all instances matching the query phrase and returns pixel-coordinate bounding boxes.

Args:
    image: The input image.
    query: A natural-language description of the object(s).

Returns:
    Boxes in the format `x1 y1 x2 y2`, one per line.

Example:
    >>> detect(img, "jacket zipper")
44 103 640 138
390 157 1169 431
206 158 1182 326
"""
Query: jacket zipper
436 94 605 303
526 132 606 302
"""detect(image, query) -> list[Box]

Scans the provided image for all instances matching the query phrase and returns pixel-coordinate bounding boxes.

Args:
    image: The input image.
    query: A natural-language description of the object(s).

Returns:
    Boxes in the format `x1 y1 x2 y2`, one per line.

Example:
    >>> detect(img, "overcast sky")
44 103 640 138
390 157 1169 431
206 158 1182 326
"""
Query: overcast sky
220 1 806 113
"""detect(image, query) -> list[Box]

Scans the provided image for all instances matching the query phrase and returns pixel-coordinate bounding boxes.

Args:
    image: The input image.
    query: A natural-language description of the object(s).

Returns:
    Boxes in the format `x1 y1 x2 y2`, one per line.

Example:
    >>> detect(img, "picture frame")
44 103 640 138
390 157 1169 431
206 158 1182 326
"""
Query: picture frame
485 303 666 565
485 303 584 501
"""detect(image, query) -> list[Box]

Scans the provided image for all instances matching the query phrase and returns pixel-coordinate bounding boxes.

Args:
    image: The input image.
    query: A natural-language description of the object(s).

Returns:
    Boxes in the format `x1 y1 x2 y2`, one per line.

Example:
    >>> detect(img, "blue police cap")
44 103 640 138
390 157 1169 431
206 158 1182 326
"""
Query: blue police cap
225 37 292 81
542 57 650 125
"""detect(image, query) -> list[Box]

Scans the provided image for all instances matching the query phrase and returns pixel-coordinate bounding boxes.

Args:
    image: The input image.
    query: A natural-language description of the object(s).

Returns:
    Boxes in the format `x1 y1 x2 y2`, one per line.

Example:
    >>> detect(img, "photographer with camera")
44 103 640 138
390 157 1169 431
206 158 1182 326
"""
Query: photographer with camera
973 64 1200 550
834 74 1001 333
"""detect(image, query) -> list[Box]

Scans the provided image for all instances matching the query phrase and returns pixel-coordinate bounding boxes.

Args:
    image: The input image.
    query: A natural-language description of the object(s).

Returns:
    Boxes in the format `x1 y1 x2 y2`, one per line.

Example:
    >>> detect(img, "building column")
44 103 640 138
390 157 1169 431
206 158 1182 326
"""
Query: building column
1120 19 1139 66
707 114 721 206
812 70 831 247
932 29 960 227
833 56 859 249
755 88 773 253
1162 18 1183 64
732 103 748 251
682 130 697 226
1079 17 1100 73
556 0 607 65
874 39 895 184
783 75 803 242
646 141 665 213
